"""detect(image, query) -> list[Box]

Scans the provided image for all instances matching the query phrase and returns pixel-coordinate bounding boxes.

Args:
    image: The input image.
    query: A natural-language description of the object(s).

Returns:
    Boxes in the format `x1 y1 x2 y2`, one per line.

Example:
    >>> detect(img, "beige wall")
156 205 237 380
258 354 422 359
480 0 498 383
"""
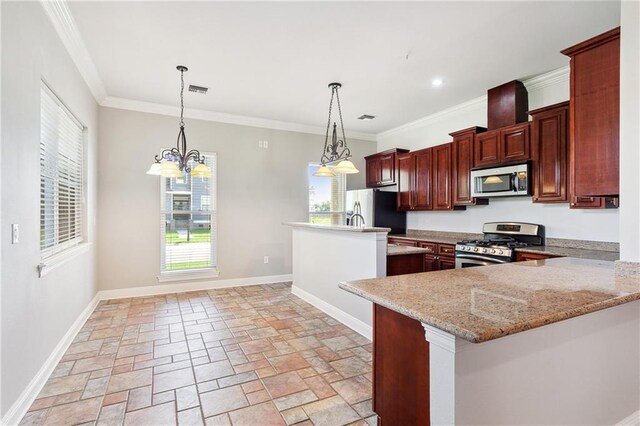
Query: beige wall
97 107 376 291
1 2 99 415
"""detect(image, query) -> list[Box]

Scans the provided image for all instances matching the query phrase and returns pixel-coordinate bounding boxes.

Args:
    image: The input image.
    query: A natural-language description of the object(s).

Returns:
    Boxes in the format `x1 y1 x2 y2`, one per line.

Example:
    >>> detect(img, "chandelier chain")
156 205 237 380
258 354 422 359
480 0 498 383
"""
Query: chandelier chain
334 86 347 146
179 68 185 127
323 87 335 149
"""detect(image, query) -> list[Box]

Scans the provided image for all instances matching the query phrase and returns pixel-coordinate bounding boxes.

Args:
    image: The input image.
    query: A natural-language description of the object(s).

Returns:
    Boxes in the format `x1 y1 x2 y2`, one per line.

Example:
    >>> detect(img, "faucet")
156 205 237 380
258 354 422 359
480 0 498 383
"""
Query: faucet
350 201 366 227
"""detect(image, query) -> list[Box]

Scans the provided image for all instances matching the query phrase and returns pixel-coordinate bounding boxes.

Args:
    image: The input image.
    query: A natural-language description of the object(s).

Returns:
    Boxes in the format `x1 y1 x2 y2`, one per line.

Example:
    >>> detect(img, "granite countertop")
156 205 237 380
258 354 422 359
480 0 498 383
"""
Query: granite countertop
284 222 391 233
387 245 432 256
516 245 619 261
339 257 640 343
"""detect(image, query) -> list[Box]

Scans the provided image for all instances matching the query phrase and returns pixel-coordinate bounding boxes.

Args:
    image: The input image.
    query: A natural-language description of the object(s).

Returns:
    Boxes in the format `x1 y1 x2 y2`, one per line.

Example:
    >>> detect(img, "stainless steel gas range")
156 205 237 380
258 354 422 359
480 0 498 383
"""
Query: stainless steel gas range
455 222 545 268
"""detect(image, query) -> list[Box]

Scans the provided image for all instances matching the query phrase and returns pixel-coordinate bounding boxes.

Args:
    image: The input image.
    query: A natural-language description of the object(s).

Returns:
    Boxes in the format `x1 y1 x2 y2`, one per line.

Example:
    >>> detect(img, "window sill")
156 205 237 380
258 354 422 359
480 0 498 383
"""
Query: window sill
38 242 92 278
157 268 220 283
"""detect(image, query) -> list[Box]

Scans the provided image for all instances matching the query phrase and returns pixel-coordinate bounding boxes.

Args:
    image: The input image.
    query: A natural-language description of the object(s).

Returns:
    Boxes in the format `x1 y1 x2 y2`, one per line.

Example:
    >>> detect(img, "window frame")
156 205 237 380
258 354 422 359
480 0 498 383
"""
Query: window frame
158 152 218 281
307 163 347 225
39 81 88 275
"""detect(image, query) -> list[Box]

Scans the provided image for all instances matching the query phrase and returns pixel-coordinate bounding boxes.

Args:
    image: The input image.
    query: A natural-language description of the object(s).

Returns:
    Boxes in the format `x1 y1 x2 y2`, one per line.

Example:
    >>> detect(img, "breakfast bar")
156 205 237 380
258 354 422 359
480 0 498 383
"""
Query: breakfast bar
340 257 640 425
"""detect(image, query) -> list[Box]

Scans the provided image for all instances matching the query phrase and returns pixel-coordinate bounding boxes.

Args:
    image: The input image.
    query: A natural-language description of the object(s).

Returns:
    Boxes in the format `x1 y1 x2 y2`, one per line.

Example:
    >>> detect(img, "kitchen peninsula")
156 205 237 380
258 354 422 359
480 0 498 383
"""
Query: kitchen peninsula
340 258 640 425
285 222 390 338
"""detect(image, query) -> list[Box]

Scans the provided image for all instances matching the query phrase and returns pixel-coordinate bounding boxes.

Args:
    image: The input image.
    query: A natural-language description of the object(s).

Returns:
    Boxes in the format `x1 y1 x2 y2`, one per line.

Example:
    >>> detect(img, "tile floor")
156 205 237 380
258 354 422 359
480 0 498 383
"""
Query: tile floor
20 283 376 426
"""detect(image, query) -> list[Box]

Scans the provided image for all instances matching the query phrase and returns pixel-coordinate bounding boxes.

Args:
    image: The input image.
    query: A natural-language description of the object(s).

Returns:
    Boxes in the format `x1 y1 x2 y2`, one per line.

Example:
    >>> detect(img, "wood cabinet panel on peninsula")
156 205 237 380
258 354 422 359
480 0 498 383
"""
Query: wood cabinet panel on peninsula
365 148 409 188
562 27 620 198
373 304 429 425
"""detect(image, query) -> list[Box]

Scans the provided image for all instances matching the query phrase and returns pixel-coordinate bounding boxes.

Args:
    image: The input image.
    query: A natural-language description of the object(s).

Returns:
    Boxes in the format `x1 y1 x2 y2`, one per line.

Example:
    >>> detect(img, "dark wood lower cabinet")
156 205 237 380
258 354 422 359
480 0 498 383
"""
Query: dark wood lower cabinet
387 254 425 276
515 252 561 262
373 304 430 425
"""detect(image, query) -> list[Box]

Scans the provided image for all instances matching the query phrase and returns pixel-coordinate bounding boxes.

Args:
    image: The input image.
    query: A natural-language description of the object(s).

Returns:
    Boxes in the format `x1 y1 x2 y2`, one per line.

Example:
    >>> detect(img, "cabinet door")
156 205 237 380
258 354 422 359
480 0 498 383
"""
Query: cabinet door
437 257 456 270
474 130 501 167
432 143 453 210
502 122 531 163
570 196 605 209
423 254 437 272
413 149 432 210
453 132 474 205
396 153 413 211
366 157 382 188
531 103 568 203
379 154 395 186
564 28 620 197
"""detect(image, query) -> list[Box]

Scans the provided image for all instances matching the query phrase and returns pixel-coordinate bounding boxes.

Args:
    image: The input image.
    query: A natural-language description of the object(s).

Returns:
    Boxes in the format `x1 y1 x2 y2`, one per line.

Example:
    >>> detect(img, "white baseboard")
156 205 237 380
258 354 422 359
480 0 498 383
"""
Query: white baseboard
1 293 101 426
618 410 640 426
291 285 372 340
99 274 293 300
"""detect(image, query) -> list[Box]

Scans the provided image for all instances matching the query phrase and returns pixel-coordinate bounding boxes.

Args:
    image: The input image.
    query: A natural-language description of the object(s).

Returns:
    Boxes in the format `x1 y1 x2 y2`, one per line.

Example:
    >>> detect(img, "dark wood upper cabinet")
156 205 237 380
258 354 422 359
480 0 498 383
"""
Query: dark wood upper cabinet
396 152 413 211
365 148 409 188
450 126 489 206
487 80 529 130
413 148 433 210
562 27 620 197
530 102 569 203
432 143 453 210
474 122 531 167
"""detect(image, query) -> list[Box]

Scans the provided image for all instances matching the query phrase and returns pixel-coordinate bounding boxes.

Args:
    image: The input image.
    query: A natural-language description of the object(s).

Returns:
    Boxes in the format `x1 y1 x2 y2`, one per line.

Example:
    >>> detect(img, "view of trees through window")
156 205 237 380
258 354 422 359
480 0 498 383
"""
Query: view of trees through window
308 164 346 225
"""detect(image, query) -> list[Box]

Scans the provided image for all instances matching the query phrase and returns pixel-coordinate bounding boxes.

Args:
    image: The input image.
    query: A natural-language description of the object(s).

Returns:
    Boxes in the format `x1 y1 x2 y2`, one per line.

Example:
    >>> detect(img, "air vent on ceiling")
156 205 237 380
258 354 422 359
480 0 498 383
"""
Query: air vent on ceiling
188 85 208 94
358 114 375 120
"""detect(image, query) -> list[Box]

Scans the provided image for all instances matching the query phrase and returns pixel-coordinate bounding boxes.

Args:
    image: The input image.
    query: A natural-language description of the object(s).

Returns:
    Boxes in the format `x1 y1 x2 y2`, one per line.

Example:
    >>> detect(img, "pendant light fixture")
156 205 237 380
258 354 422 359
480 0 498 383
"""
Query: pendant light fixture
313 82 359 177
147 65 211 177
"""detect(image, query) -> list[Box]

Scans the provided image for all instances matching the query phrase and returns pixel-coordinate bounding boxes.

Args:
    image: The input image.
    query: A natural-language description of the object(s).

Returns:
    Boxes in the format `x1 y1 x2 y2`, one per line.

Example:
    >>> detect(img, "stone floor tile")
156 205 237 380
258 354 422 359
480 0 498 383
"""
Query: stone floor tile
331 375 371 405
153 389 176 406
66 340 104 355
351 399 374 418
82 376 110 399
238 338 276 355
268 353 311 374
72 354 116 374
177 406 204 426
50 361 75 378
116 341 153 359
154 367 196 393
272 389 318 412
262 372 309 399
246 389 271 405
194 360 234 383
246 327 280 340
203 413 231 426
103 390 128 406
106 368 152 393
42 396 102 425
301 395 360 426
286 336 323 352
280 406 309 425
199 385 248 417
123 401 176 426
90 326 125 341
227 401 285 426
19 409 49 426
176 385 200 411
39 373 91 398
138 329 170 342
127 385 152 411
329 356 370 378
96 402 126 426
240 380 263 394
154 341 189 358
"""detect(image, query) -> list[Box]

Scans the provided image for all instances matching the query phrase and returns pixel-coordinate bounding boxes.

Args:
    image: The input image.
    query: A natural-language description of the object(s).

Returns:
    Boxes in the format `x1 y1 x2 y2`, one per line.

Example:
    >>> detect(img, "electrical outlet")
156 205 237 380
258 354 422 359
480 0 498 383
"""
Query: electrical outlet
11 224 19 244
263 140 268 149
263 256 269 264
258 140 263 148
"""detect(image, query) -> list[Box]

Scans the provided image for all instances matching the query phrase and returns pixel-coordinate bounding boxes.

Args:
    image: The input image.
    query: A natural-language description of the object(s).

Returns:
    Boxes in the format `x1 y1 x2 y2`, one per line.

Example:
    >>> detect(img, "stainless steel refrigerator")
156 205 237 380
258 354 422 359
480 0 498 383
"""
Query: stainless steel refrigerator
345 189 406 234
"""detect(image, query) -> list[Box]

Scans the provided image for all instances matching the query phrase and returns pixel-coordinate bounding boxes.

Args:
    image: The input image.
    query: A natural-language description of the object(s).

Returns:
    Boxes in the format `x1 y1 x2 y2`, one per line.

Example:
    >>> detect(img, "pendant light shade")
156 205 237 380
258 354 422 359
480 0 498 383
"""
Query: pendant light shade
313 164 336 177
333 159 359 174
192 162 212 177
314 82 359 176
148 65 211 177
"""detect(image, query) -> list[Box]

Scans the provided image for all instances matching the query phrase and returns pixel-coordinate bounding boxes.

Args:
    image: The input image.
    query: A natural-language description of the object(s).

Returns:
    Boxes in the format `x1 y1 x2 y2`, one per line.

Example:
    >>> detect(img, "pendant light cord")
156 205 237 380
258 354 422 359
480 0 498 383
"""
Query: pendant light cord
180 68 185 127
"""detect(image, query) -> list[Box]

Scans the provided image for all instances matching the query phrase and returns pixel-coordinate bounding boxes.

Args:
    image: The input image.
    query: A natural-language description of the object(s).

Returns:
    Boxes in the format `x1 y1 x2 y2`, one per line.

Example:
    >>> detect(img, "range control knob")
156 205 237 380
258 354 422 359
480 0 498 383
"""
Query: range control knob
474 247 479 252
498 250 504 255
482 248 488 253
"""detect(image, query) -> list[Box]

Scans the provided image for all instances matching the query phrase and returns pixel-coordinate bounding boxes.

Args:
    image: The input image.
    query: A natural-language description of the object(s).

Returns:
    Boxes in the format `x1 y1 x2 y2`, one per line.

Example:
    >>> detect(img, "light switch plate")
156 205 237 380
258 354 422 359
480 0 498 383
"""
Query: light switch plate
11 224 19 244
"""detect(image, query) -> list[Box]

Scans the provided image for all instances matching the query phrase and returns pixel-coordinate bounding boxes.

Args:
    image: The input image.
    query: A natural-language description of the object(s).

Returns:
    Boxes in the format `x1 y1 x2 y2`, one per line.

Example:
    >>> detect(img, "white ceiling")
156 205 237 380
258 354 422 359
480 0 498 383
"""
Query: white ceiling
67 1 620 135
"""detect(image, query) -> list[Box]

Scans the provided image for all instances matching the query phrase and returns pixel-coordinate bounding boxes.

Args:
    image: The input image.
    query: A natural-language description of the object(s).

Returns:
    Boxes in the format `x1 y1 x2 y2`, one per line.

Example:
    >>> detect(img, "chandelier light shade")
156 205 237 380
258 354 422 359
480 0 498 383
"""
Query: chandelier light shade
313 82 359 177
147 65 211 178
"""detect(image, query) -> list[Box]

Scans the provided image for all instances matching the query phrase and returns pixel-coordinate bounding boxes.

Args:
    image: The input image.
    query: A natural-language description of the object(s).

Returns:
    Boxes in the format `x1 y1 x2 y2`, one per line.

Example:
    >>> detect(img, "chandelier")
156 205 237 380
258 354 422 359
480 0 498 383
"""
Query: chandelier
313 82 359 177
147 65 211 178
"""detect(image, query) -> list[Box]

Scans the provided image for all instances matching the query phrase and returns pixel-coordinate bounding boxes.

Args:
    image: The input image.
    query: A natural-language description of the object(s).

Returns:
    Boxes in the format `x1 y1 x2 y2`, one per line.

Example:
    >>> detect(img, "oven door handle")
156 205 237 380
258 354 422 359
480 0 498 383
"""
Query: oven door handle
455 253 510 264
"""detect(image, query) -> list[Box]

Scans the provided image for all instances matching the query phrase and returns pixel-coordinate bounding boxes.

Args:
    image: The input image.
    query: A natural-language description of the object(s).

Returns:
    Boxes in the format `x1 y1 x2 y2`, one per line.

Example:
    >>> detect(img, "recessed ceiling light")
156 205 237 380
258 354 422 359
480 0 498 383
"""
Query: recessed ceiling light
432 78 444 87
358 114 376 120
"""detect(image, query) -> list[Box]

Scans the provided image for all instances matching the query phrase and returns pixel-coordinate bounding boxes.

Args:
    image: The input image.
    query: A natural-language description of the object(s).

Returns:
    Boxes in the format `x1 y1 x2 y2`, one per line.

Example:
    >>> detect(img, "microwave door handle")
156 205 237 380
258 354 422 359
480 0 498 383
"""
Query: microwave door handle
512 173 518 192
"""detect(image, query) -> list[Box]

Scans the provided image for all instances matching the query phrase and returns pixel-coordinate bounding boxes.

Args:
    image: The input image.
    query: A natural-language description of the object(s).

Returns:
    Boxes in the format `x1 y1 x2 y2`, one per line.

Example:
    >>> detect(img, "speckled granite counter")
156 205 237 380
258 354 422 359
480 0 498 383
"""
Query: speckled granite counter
284 222 391 233
516 245 619 261
339 257 640 343
387 244 432 256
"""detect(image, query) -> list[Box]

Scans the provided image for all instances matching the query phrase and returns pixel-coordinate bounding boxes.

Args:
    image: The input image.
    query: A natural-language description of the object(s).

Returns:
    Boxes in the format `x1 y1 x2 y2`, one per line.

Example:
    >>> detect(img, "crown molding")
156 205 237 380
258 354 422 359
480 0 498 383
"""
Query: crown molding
40 0 107 102
377 65 570 139
101 96 378 142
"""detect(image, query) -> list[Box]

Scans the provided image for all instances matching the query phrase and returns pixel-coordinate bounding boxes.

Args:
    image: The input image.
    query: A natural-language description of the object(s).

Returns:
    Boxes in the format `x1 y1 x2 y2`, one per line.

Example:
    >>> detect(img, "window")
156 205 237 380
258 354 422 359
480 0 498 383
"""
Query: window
40 83 85 259
308 164 346 225
161 153 217 273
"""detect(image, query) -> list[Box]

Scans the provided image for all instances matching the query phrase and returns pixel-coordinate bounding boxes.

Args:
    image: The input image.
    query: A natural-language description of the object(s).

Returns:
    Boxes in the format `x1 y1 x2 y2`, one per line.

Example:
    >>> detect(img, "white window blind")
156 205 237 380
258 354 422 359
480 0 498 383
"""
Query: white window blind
40 83 85 259
160 153 217 272
308 164 347 225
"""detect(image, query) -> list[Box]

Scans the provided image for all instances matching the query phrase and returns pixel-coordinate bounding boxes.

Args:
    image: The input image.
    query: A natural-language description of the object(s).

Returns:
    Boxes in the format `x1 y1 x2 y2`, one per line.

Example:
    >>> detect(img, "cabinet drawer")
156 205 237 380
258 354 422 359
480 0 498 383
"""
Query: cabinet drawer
437 244 455 257
388 238 417 247
417 242 436 253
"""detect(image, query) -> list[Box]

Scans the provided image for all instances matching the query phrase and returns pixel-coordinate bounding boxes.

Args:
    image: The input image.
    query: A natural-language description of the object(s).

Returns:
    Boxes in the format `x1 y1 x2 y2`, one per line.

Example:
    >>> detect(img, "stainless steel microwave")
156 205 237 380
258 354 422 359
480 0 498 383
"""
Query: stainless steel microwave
470 162 531 197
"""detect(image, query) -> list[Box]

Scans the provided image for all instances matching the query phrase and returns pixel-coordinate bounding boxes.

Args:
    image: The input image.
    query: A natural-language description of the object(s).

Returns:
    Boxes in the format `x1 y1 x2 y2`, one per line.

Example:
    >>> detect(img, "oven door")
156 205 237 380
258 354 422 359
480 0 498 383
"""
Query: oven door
455 253 510 269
